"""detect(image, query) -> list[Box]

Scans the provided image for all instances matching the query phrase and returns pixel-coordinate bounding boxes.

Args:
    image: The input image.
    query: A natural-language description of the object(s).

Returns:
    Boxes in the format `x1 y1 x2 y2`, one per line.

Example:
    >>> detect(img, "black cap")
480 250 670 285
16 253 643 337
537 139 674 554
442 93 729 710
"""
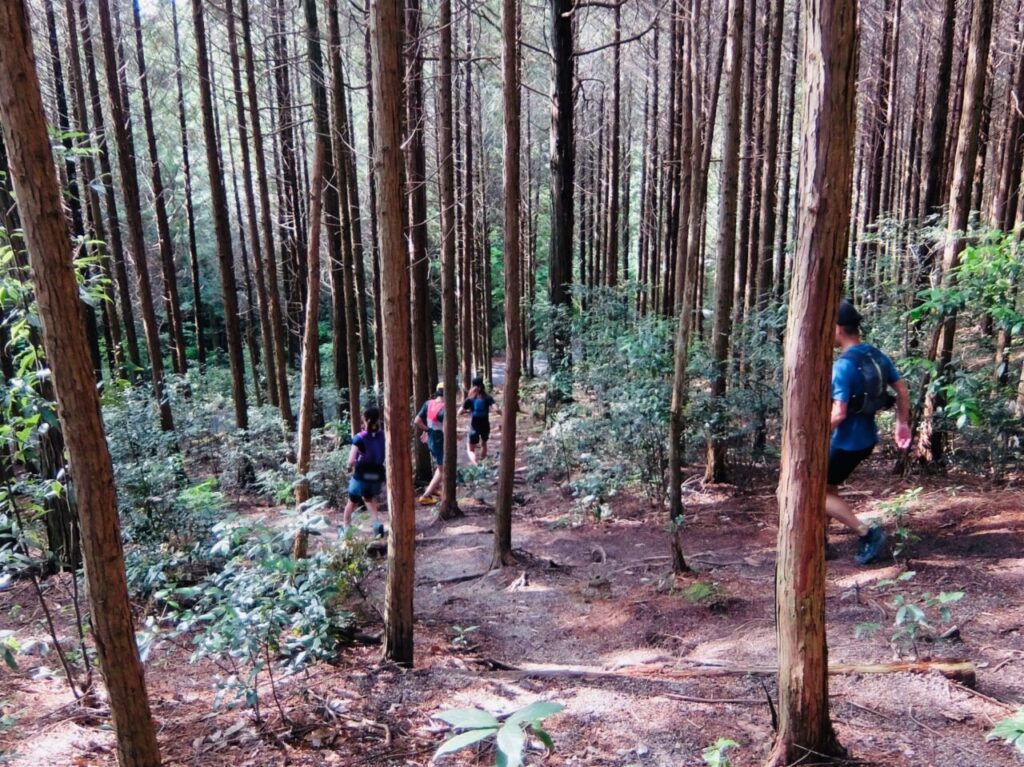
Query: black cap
471 376 484 388
837 299 862 328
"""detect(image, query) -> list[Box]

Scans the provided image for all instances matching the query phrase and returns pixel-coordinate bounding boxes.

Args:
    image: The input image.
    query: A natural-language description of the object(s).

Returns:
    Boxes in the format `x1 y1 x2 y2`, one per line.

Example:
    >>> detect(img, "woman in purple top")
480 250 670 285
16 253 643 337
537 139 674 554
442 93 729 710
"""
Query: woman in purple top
342 405 386 536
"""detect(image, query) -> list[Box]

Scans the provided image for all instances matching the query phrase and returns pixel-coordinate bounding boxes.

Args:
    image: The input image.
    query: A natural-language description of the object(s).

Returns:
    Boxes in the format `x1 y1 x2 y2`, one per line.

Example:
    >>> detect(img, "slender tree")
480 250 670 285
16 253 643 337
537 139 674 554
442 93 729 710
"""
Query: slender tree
548 0 574 362
192 0 248 429
704 0 745 484
767 0 858 762
95 0 173 430
131 0 188 376
0 4 163 762
371 0 416 665
493 0 522 569
438 0 462 521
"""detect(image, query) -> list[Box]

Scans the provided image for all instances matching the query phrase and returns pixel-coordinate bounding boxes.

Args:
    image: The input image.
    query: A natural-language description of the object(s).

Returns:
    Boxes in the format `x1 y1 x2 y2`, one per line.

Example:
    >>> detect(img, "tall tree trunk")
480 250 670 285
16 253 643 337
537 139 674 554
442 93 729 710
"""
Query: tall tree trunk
405 0 434 484
733 0 756 329
327 0 362 423
293 142 325 555
919 0 995 464
170 0 206 369
438 0 462 521
64 0 123 380
703 0 745 484
605 4 622 287
767 1 857 763
0 5 162 762
991 17 1024 230
548 0 574 365
303 0 350 411
371 0 416 666
364 13 385 394
754 0 785 307
192 0 248 429
131 0 188 376
225 0 278 406
95 0 173 430
240 0 293 429
493 0 521 569
462 14 477 390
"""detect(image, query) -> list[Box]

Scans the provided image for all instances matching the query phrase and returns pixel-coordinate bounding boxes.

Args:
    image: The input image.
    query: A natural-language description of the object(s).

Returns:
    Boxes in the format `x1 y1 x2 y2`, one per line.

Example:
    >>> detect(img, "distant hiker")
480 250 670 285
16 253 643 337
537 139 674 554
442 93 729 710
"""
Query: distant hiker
342 405 386 537
414 383 446 504
461 376 500 464
828 300 912 564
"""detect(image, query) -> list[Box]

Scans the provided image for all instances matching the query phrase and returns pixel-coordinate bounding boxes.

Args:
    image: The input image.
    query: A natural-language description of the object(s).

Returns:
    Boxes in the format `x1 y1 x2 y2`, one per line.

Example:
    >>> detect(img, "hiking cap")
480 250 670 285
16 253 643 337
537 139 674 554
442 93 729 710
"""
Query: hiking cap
471 376 484 388
837 299 862 328
435 382 444 395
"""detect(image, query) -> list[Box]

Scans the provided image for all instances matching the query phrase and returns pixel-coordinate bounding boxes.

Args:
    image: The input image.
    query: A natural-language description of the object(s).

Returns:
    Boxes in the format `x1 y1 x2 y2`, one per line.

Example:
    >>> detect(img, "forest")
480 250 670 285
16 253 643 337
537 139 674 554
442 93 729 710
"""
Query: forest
1 0 1024 763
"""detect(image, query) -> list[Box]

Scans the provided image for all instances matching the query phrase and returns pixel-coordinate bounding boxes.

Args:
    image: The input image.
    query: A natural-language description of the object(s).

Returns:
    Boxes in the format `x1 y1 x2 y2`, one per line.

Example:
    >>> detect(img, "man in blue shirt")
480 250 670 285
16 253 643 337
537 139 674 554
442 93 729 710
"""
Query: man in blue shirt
827 300 912 564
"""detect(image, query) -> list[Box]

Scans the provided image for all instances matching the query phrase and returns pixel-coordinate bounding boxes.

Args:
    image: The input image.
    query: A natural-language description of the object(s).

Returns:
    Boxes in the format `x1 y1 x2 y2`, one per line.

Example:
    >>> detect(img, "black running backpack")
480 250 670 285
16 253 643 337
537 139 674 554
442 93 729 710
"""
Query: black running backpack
841 346 896 416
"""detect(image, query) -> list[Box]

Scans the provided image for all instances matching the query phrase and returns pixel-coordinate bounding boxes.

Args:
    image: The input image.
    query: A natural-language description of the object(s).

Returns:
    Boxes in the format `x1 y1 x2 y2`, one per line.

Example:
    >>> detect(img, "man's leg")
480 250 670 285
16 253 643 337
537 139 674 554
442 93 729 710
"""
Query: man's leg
825 486 868 536
479 437 488 460
422 466 443 498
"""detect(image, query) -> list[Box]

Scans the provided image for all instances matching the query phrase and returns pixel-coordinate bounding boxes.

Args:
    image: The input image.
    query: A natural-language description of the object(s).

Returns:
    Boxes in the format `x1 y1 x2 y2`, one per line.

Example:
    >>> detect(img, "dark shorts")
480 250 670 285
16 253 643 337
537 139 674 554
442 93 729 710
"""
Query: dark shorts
468 419 490 445
427 430 444 466
348 477 382 503
827 445 874 486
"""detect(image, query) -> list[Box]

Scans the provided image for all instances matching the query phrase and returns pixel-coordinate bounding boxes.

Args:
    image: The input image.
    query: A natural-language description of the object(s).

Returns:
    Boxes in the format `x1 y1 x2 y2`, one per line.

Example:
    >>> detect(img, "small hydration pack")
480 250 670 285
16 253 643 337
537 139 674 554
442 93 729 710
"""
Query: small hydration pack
426 399 444 430
841 346 896 416
354 429 385 481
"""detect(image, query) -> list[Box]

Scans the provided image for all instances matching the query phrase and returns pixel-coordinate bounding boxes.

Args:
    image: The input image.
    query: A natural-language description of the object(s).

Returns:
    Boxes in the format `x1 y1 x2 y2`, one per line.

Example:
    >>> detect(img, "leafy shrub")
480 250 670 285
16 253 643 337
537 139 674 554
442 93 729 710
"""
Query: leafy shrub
157 519 366 717
433 701 564 767
988 708 1024 755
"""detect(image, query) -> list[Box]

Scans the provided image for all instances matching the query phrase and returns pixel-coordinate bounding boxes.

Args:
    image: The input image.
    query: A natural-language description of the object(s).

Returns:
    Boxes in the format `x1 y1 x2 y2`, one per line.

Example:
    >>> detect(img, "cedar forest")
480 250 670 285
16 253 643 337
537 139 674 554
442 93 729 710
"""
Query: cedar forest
1 0 1024 764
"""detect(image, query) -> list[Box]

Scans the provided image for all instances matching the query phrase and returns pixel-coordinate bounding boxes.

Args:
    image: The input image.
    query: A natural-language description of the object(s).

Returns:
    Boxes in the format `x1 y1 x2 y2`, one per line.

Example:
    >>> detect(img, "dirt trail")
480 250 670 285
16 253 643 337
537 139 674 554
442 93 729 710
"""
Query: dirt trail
2 415 1023 766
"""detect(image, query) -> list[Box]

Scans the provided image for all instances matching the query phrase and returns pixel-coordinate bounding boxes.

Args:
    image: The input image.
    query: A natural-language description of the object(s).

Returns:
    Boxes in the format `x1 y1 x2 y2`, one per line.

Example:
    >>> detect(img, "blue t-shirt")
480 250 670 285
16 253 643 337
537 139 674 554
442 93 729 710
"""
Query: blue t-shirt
831 343 900 451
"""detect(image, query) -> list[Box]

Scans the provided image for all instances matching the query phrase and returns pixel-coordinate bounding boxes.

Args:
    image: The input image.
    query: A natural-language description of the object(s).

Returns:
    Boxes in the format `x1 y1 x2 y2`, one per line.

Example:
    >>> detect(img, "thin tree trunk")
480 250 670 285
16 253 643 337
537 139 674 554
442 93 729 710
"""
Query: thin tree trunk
95 0 172 430
493 0 521 569
438 0 462 521
462 14 477 390
754 0 785 306
225 0 278 406
241 0 293 428
293 142 325 553
406 0 434 484
0 5 162 761
703 0 745 485
605 4 622 286
131 0 187 376
371 0 416 666
766 1 857 763
192 0 248 429
919 0 995 464
170 0 205 370
548 0 574 364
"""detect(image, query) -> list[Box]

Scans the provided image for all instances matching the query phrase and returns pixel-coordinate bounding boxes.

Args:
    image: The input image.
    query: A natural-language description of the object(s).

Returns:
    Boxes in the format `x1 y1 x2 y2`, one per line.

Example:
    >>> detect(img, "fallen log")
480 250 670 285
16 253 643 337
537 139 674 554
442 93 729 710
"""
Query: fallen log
473 659 976 688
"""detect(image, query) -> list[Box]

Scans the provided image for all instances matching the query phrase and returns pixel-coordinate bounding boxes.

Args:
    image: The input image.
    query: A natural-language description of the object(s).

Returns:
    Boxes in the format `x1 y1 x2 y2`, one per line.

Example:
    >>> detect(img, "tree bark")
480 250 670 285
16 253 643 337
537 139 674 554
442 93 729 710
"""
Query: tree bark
438 0 462 522
766 1 858 763
371 0 416 666
548 0 574 364
95 0 172 430
0 4 162 762
170 0 206 370
131 0 187 377
919 0 995 464
240 0 293 429
703 0 744 484
293 142 325 556
192 0 248 429
493 0 521 569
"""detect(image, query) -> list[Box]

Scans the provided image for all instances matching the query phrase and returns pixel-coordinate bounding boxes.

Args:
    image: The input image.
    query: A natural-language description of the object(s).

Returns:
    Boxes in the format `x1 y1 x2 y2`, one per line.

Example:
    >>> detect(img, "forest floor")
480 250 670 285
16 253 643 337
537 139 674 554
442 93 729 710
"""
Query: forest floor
2 408 1023 766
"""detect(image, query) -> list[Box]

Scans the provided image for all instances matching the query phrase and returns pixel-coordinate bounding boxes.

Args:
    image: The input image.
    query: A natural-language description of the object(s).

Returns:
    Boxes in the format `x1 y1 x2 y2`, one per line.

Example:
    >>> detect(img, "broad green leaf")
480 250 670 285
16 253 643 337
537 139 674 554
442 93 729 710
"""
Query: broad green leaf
506 700 565 727
495 723 526 767
531 724 554 751
937 591 964 604
433 708 499 730
434 726 497 757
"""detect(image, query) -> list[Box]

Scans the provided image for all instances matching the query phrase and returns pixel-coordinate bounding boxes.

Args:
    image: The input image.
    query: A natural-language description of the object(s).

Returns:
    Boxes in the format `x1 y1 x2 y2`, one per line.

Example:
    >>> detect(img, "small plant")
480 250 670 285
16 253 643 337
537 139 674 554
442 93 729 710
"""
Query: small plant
450 625 479 649
433 701 564 767
987 708 1024 755
879 487 922 558
683 581 718 603
702 737 739 767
